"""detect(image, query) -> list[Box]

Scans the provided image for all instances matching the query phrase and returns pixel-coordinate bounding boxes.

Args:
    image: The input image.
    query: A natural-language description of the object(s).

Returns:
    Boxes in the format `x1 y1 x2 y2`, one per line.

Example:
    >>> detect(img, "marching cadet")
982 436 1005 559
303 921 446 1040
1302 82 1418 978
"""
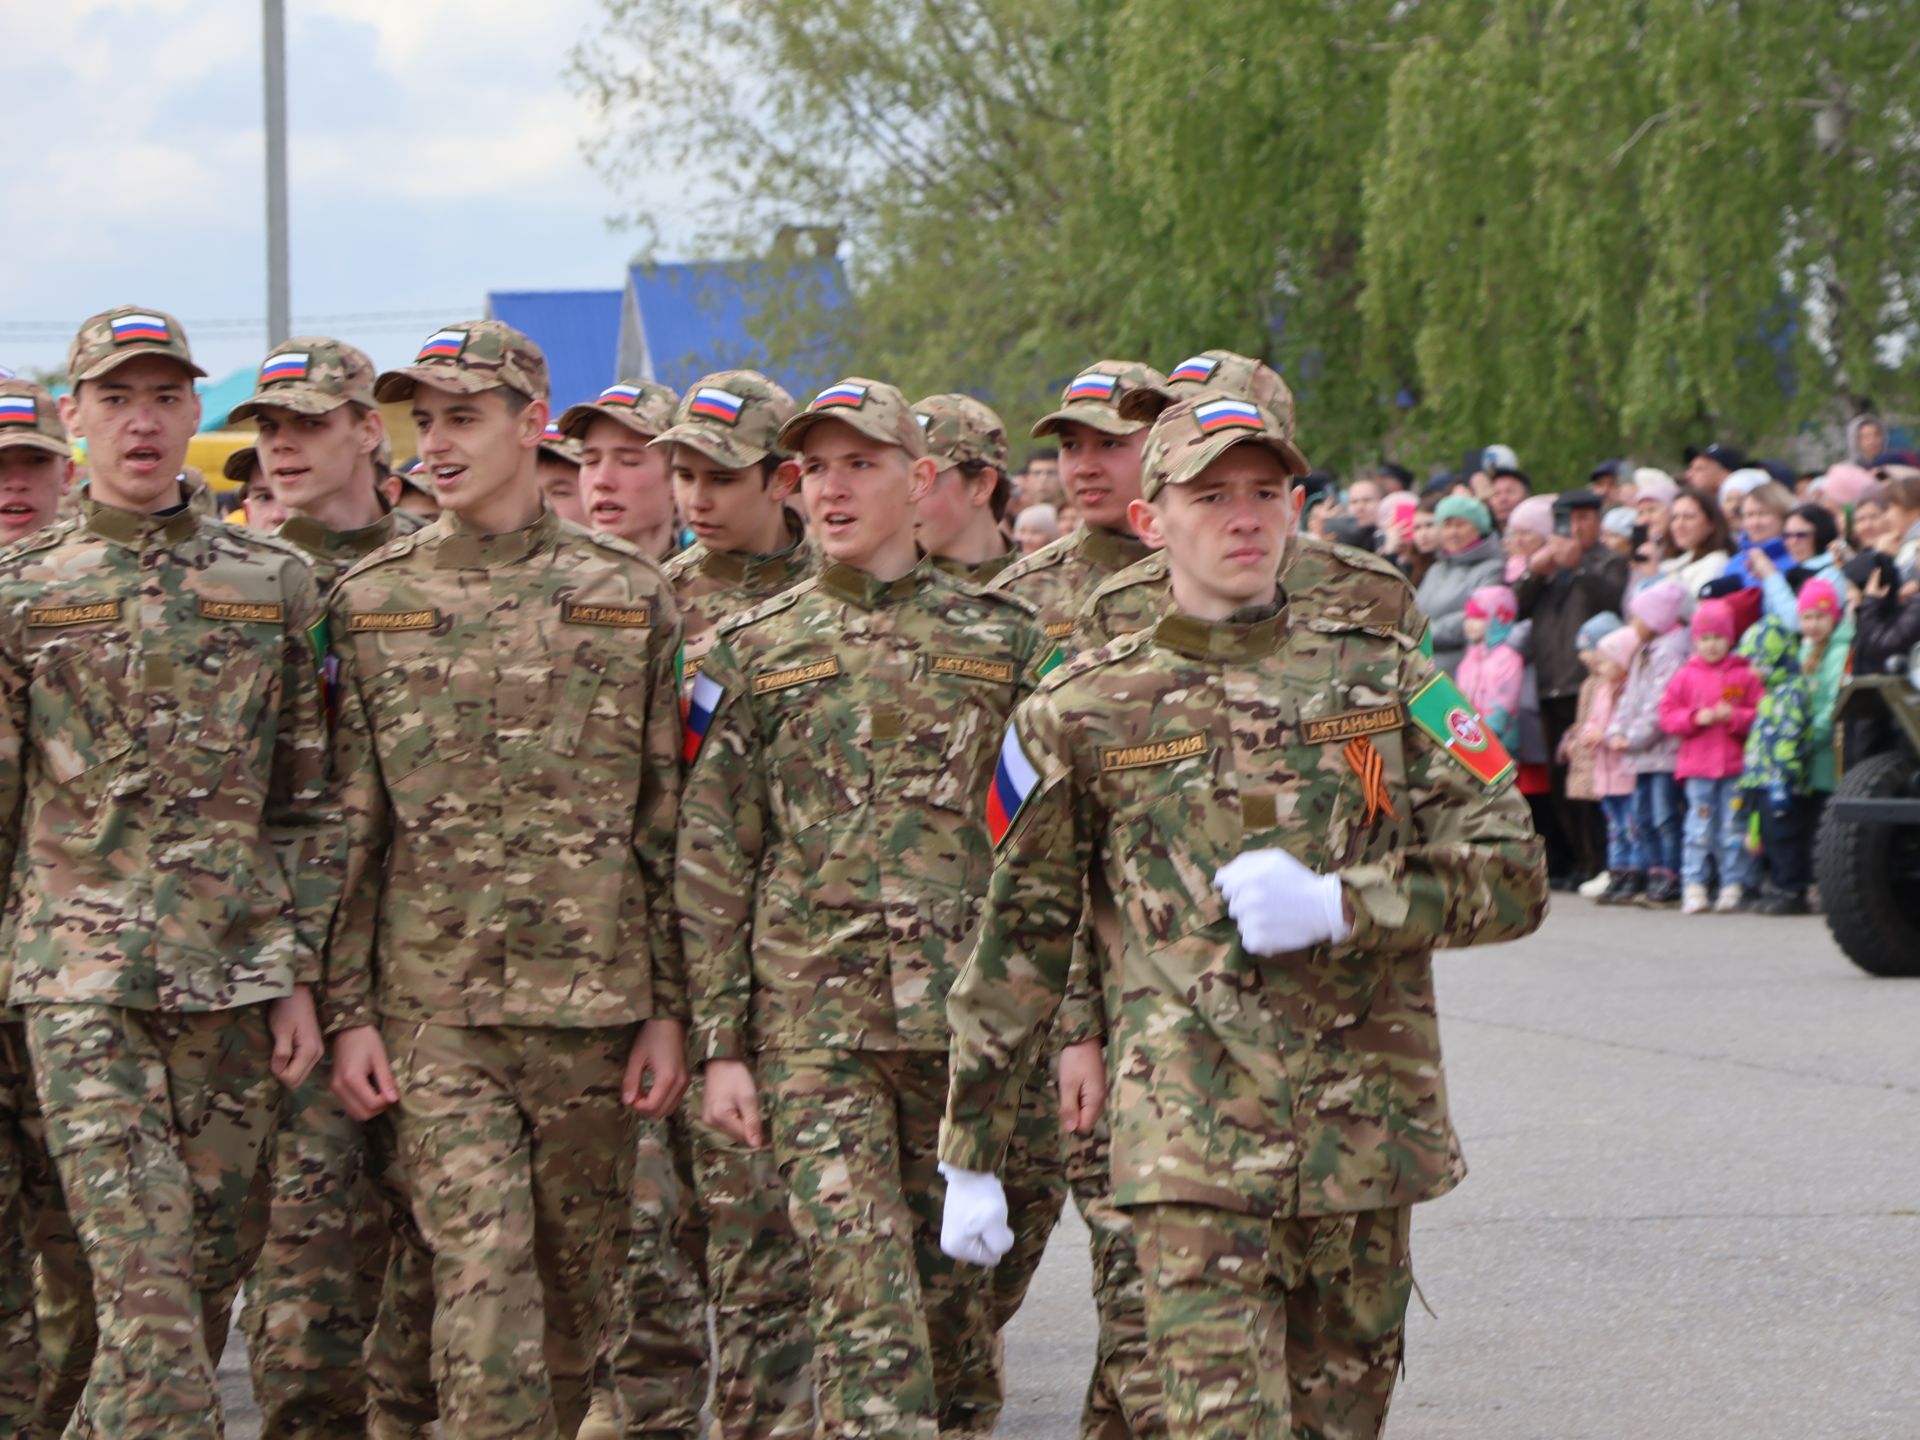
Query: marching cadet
563 380 684 562
324 321 689 1440
0 307 336 1436
224 337 438 1440
536 421 589 527
392 459 440 522
913 395 1020 585
988 358 1171 1440
678 377 1046 1440
0 378 93 1438
939 395 1547 1438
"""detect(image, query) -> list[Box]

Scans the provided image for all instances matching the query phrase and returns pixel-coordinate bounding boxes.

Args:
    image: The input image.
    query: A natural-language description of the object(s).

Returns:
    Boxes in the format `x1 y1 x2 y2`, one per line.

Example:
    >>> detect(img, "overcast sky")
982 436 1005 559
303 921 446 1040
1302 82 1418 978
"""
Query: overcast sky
0 1 696 384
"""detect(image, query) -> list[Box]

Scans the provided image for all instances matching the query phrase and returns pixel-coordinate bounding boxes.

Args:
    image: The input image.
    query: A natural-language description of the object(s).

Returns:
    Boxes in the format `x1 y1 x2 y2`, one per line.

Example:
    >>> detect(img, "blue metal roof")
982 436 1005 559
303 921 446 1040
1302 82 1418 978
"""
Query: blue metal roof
486 289 624 413
622 259 848 401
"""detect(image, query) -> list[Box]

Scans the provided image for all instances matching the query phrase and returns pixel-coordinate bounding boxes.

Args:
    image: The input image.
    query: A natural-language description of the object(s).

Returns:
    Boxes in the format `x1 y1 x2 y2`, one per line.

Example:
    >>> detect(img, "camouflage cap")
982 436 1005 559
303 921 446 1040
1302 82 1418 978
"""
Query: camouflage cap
396 457 433 497
0 380 72 458
648 370 797 468
776 377 928 459
223 445 260 484
555 378 680 443
1119 350 1301 440
1140 395 1312 501
230 336 378 421
1031 360 1169 439
67 305 207 384
537 420 584 467
913 393 1008 472
374 320 548 404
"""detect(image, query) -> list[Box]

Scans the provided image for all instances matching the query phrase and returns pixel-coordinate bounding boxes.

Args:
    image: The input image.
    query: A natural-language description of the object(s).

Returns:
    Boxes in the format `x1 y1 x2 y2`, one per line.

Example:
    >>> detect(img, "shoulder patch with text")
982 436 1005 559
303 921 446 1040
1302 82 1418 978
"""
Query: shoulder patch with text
752 657 841 695
1099 731 1209 772
931 655 1015 684
348 609 439 634
562 600 652 628
27 601 119 628
199 598 285 624
1301 702 1406 746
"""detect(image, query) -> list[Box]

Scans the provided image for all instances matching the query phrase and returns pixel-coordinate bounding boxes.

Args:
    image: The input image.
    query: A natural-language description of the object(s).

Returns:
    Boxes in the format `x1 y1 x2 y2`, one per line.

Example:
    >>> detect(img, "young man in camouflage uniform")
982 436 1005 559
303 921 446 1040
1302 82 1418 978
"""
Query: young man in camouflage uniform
324 321 690 1440
537 422 589 528
0 378 94 1439
679 377 1046 1440
988 358 1171 1440
568 381 683 562
0 307 336 1437
914 395 1020 586
225 336 438 1440
941 395 1548 1439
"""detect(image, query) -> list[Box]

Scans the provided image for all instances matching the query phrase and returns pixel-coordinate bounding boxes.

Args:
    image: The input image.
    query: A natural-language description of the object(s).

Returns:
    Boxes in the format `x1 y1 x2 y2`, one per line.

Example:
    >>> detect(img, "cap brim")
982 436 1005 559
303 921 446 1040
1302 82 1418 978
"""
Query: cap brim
556 402 660 443
1154 431 1312 497
649 422 769 469
230 386 351 423
74 346 207 384
1030 403 1141 438
778 408 925 458
1116 389 1177 424
537 441 581 466
222 450 259 482
374 365 501 403
0 432 72 458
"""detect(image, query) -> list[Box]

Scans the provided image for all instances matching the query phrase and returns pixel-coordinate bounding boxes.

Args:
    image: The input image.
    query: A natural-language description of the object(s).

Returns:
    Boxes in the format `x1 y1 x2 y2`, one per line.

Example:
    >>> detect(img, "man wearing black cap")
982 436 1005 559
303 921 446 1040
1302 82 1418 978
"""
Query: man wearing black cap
1685 444 1746 502
1588 459 1631 510
1513 488 1628 887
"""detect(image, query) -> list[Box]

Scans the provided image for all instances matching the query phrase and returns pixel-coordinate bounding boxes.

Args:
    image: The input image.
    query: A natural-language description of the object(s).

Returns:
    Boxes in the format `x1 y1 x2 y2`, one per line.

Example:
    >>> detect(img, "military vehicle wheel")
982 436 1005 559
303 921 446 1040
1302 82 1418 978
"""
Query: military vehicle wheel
1816 750 1920 977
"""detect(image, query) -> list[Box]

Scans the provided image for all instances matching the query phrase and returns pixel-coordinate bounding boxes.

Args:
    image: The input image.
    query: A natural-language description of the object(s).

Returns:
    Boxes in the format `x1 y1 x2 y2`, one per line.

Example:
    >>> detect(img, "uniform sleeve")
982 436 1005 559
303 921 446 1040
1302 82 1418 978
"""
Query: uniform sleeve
632 593 687 1019
940 693 1090 1173
266 561 343 987
320 592 387 1034
674 635 767 1063
1339 649 1548 956
0 616 27 925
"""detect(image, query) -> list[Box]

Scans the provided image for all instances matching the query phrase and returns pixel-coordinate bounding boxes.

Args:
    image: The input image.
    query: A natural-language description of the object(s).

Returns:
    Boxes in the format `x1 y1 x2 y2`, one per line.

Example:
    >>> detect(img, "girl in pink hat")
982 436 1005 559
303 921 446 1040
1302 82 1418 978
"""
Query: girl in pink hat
1659 599 1760 913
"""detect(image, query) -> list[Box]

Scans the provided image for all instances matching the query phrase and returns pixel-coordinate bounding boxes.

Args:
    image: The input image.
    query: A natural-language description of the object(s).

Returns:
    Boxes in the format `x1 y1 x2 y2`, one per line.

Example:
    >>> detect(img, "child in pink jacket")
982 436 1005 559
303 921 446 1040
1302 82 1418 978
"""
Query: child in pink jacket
1580 627 1642 902
1455 583 1524 754
1659 598 1759 914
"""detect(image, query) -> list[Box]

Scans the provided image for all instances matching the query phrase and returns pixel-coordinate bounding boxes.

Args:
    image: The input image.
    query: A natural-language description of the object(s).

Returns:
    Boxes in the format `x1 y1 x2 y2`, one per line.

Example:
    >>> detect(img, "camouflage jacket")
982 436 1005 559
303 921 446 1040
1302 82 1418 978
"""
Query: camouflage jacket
324 507 685 1034
990 524 1152 643
277 508 426 592
677 559 1047 1061
932 549 1019 586
0 496 337 1015
941 604 1546 1219
662 512 814 684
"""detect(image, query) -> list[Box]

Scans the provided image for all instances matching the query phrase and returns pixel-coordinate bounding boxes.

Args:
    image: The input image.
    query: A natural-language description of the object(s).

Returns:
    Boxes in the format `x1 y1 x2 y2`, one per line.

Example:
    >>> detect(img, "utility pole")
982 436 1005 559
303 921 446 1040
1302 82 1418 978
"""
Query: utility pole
263 0 290 345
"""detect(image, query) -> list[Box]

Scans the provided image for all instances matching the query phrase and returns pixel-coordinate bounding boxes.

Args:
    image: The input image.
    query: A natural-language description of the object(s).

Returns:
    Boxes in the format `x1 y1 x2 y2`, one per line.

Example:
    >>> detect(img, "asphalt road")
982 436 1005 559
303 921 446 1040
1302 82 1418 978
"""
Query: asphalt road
217 896 1919 1437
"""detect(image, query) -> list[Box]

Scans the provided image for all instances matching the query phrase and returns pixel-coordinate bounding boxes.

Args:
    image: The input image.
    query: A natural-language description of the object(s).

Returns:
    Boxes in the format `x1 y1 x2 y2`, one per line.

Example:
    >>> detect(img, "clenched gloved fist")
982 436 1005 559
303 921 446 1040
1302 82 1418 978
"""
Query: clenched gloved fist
938 1163 1014 1267
1215 848 1353 955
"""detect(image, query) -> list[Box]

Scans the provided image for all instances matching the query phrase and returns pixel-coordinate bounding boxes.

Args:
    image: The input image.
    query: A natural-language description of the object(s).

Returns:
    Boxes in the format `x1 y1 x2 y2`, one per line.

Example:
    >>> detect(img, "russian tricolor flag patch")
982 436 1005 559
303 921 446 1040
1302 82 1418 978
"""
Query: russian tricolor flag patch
1065 373 1118 403
689 387 746 425
986 723 1040 846
598 384 641 407
0 396 36 427
111 313 171 345
1170 356 1219 384
812 382 868 410
416 330 467 361
260 351 310 383
684 670 723 763
1194 398 1262 434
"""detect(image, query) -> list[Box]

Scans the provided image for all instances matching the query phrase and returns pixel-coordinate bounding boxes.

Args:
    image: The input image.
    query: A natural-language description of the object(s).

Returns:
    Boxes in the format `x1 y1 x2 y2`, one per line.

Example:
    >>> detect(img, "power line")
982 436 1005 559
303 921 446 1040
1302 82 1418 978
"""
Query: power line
0 308 475 339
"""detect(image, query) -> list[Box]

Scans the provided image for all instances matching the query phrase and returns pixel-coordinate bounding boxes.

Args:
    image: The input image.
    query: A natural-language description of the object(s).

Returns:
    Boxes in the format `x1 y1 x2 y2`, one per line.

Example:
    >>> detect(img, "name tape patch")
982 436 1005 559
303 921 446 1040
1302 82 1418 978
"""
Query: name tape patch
752 657 841 695
1044 621 1074 640
1301 702 1405 746
199 598 285 624
562 600 652 628
348 609 439 634
931 655 1014 684
27 601 118 628
1100 731 1208 772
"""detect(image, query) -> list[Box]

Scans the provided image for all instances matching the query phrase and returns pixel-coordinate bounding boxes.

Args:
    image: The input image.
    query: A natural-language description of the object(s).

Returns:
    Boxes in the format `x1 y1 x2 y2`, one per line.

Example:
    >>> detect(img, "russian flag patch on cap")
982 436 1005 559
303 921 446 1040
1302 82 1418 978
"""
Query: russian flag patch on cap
813 382 868 410
1169 356 1219 384
0 396 37 426
259 351 310 384
416 330 467 361
542 422 566 441
598 384 641 407
1065 373 1118 403
986 723 1041 846
1194 398 1262 434
689 386 746 425
684 670 723 763
111 313 171 345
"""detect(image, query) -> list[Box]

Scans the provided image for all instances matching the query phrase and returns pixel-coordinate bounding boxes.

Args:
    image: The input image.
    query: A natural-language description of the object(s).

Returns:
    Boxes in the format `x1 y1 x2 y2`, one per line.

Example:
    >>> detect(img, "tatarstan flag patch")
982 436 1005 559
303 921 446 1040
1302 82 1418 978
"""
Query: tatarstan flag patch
1407 673 1514 788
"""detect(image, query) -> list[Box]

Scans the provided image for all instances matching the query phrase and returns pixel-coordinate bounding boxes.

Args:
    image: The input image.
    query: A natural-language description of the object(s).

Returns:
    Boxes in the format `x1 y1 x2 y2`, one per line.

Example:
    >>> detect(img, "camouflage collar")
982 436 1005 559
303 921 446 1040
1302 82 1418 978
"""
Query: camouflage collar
1153 602 1289 662
930 548 1018 585
697 511 810 586
1075 523 1152 573
817 556 935 610
278 511 400 562
431 505 560 571
83 490 200 548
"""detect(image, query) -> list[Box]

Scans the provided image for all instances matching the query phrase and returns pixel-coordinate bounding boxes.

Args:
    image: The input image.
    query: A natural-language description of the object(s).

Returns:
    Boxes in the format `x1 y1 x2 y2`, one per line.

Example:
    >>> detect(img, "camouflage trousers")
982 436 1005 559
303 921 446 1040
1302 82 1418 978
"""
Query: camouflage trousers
237 1061 437 1440
762 1049 996 1440
1064 1117 1165 1439
1131 1203 1412 1440
989 1067 1065 1335
386 1020 638 1440
602 1071 814 1438
1 1019 95 1439
24 1002 281 1440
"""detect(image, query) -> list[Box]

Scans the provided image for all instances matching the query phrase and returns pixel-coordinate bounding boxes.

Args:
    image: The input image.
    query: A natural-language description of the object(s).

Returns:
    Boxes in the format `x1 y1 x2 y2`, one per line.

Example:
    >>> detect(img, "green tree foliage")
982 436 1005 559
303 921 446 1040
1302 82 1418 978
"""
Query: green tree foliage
573 0 1920 480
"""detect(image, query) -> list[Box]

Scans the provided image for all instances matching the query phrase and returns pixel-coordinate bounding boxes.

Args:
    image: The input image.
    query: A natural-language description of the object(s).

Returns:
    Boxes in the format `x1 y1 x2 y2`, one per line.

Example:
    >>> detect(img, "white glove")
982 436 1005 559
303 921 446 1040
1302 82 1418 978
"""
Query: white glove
938 1163 1014 1267
1215 848 1352 955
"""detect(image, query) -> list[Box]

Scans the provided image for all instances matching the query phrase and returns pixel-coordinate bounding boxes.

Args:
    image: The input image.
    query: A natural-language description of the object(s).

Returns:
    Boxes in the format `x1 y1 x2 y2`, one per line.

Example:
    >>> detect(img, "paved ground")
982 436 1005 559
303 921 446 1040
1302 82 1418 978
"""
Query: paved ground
216 896 1918 1437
